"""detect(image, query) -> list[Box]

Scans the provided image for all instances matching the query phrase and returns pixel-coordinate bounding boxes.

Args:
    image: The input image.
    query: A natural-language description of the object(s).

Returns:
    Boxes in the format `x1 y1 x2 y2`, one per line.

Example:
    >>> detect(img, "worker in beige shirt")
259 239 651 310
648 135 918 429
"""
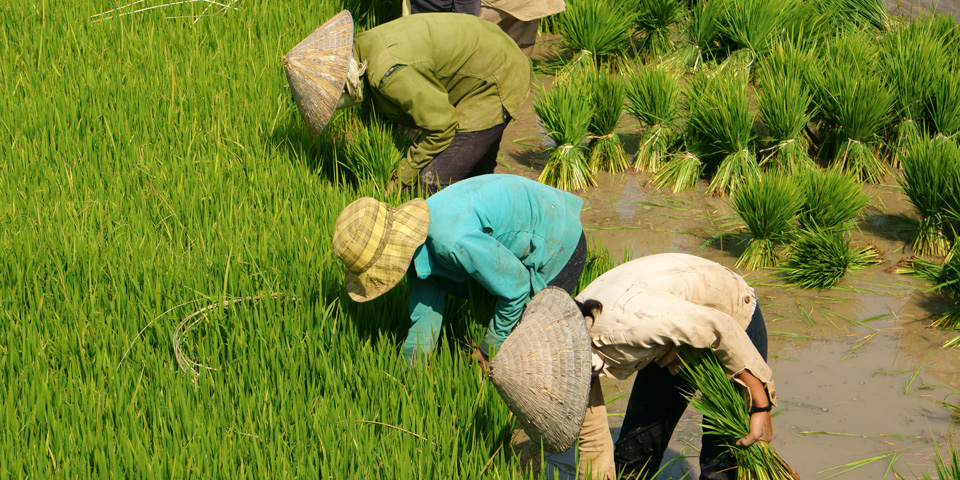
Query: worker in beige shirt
480 0 565 56
572 253 776 480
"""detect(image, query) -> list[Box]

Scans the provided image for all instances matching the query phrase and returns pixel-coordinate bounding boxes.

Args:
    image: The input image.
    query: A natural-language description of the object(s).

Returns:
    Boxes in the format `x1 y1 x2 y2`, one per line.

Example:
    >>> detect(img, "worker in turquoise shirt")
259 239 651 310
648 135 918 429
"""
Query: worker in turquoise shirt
332 175 586 365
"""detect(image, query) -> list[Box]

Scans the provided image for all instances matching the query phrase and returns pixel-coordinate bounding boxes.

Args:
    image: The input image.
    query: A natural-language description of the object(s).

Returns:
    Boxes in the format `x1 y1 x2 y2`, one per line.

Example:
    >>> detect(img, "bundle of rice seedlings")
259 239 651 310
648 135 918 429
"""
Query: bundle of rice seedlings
921 440 960 479
782 229 878 289
634 0 684 58
679 349 799 480
899 136 960 256
625 65 682 173
343 116 407 186
923 69 960 137
534 82 597 191
732 172 802 270
778 0 838 50
832 0 890 31
685 68 760 196
556 0 635 63
816 34 894 183
796 169 867 232
880 22 949 150
685 0 724 70
585 70 629 173
756 69 815 175
931 251 960 331
652 152 706 192
718 0 798 56
759 37 820 90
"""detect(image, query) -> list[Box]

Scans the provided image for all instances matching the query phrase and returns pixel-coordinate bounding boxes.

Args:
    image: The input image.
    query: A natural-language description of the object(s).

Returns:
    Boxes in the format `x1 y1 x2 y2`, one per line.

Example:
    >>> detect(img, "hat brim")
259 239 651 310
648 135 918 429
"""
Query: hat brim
487 287 593 453
282 10 354 135
345 198 429 302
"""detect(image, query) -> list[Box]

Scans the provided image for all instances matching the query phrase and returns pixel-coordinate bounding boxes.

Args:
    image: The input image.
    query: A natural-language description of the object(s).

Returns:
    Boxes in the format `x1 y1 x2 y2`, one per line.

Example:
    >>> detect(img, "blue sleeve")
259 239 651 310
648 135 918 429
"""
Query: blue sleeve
403 274 446 365
448 231 531 357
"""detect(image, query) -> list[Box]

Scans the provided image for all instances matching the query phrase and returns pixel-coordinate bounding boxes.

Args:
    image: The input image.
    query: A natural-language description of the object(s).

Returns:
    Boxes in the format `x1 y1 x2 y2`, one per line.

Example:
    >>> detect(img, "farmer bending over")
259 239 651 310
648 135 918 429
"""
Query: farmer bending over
283 11 530 192
571 253 775 480
332 175 585 365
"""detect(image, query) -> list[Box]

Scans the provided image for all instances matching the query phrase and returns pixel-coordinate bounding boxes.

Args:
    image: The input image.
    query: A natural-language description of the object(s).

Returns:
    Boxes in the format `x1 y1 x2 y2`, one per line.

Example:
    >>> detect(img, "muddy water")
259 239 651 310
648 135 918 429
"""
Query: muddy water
495 70 959 478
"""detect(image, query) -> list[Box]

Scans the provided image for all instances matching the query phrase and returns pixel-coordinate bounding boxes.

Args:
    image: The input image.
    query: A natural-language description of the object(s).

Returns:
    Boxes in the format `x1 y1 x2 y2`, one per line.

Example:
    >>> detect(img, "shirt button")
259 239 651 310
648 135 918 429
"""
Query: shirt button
744 296 751 304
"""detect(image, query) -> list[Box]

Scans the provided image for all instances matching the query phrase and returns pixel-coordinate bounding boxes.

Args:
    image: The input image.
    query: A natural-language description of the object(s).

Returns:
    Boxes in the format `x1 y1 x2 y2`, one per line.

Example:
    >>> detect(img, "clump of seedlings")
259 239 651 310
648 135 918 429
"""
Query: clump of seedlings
680 350 800 480
897 247 960 347
782 229 878 289
626 65 682 173
653 152 706 193
816 33 894 183
832 0 890 31
685 68 759 196
534 81 596 190
556 0 634 64
344 115 408 186
634 0 684 58
584 68 630 173
732 172 802 270
684 0 724 70
796 169 868 232
923 68 960 137
756 62 815 175
718 0 797 56
899 136 960 256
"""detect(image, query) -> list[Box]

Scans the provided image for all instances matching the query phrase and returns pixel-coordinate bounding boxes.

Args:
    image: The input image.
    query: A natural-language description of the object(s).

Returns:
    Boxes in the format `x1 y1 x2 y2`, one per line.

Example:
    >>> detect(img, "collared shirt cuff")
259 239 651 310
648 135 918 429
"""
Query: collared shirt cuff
479 331 505 358
399 159 419 186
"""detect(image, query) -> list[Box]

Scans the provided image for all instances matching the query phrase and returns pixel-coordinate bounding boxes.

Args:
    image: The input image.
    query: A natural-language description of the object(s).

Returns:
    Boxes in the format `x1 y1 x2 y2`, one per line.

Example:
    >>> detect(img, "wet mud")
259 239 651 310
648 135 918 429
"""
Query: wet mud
494 43 960 476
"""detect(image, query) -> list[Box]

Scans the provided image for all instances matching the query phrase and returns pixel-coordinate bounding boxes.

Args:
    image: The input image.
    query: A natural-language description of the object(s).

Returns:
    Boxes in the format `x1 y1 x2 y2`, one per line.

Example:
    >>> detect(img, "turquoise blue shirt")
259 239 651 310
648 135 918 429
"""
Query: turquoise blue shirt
402 175 584 364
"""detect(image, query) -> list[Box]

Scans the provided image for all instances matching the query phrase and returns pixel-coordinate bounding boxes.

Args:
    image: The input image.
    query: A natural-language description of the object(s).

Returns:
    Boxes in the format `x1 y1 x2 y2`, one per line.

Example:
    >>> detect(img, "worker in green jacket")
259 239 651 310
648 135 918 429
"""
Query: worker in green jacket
282 11 531 191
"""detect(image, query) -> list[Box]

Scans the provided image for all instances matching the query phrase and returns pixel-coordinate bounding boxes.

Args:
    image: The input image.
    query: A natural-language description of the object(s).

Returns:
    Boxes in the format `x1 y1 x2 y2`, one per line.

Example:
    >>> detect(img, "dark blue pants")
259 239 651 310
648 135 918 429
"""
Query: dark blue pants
614 305 769 479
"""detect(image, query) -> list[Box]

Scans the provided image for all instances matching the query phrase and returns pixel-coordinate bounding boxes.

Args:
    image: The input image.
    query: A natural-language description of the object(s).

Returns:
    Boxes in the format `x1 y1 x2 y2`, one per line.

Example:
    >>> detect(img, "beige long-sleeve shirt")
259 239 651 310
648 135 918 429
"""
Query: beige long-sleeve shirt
480 0 565 21
575 253 776 402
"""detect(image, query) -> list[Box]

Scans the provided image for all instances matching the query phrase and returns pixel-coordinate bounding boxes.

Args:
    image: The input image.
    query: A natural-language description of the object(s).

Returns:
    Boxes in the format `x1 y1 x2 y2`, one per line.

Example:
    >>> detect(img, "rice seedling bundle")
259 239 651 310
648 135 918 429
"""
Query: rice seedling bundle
783 229 878 289
685 0 725 69
534 82 597 190
680 350 799 480
634 0 684 58
556 0 635 63
585 70 630 173
880 21 949 149
778 1 838 50
921 440 960 479
756 69 815 175
652 152 707 192
899 136 960 256
931 251 960 331
344 115 407 186
685 68 760 196
718 0 798 56
923 69 960 137
816 34 894 183
732 172 802 270
625 65 682 173
796 169 867 232
831 0 890 31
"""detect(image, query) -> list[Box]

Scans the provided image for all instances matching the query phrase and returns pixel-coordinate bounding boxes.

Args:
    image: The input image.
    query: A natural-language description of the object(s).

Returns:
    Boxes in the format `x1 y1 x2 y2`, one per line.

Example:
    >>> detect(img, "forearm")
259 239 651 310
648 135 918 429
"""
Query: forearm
399 127 456 185
734 369 771 408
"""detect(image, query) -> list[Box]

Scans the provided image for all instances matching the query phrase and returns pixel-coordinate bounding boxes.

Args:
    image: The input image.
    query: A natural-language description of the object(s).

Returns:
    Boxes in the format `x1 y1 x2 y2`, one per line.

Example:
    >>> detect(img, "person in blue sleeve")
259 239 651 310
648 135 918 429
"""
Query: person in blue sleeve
332 174 586 365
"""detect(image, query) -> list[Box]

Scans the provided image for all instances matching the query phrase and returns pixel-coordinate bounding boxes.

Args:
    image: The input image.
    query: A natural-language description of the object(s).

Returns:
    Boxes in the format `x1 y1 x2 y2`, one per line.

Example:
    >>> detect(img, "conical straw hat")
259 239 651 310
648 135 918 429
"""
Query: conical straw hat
282 10 354 135
487 287 592 453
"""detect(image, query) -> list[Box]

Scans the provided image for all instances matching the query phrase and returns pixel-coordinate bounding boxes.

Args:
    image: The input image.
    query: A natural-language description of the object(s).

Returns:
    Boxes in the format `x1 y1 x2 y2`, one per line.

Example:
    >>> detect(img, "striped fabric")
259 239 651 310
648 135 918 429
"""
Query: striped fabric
333 197 429 302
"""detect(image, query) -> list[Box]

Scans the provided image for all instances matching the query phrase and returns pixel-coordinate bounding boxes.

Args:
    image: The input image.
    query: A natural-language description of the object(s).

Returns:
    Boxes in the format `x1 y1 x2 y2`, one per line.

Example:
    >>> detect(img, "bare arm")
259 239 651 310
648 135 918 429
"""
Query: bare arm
734 369 773 447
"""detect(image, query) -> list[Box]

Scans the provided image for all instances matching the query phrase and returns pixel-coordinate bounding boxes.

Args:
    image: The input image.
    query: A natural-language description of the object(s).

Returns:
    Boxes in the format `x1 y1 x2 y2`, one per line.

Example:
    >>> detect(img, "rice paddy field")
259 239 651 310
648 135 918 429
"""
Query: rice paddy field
2 0 960 478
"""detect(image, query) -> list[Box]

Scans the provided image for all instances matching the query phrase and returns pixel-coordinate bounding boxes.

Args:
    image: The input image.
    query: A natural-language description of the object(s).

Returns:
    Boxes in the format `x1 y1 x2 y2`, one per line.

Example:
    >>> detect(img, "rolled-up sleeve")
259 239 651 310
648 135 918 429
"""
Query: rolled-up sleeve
375 66 458 185
403 275 447 365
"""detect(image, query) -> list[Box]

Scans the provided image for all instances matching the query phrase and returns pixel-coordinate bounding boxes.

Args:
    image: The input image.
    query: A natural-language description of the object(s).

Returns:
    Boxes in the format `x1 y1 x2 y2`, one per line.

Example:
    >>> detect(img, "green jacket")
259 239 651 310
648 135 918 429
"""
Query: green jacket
353 13 531 185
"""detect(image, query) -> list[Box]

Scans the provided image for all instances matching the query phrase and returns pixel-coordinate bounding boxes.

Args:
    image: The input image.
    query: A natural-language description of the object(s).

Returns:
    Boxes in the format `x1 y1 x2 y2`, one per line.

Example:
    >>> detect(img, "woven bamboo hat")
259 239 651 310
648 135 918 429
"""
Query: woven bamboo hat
487 287 592 453
333 197 429 302
282 10 354 135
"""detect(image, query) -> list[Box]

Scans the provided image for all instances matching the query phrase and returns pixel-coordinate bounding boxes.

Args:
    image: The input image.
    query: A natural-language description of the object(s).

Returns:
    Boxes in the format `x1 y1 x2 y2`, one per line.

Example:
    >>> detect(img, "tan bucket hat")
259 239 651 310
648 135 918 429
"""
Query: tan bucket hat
487 287 592 453
333 197 429 302
282 10 354 135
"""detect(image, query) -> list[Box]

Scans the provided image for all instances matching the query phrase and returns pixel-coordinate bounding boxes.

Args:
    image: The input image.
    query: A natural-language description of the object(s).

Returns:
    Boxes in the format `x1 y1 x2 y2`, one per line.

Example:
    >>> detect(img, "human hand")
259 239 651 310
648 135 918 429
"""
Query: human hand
471 347 490 374
736 410 773 447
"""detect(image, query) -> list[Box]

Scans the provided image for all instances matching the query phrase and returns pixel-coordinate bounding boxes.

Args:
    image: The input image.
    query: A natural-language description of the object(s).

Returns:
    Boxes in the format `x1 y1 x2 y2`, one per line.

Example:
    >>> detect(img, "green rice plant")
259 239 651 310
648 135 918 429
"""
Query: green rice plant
782 229 879 289
778 0 839 50
684 68 760 196
880 21 950 150
899 136 960 256
577 240 617 293
759 37 820 92
625 65 682 173
923 69 960 137
343 115 408 186
756 69 815 175
831 0 890 31
556 0 635 63
718 0 798 56
731 172 802 270
796 169 868 232
585 70 630 173
920 440 960 479
679 350 799 480
634 0 684 58
652 152 707 192
534 82 597 190
816 34 894 183
686 0 725 69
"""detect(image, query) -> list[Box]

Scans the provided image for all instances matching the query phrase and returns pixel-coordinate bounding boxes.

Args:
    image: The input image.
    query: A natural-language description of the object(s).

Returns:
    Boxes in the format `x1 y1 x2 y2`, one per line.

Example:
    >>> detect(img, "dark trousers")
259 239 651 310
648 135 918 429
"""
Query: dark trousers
546 232 587 295
614 305 769 480
418 119 509 193
409 0 480 15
